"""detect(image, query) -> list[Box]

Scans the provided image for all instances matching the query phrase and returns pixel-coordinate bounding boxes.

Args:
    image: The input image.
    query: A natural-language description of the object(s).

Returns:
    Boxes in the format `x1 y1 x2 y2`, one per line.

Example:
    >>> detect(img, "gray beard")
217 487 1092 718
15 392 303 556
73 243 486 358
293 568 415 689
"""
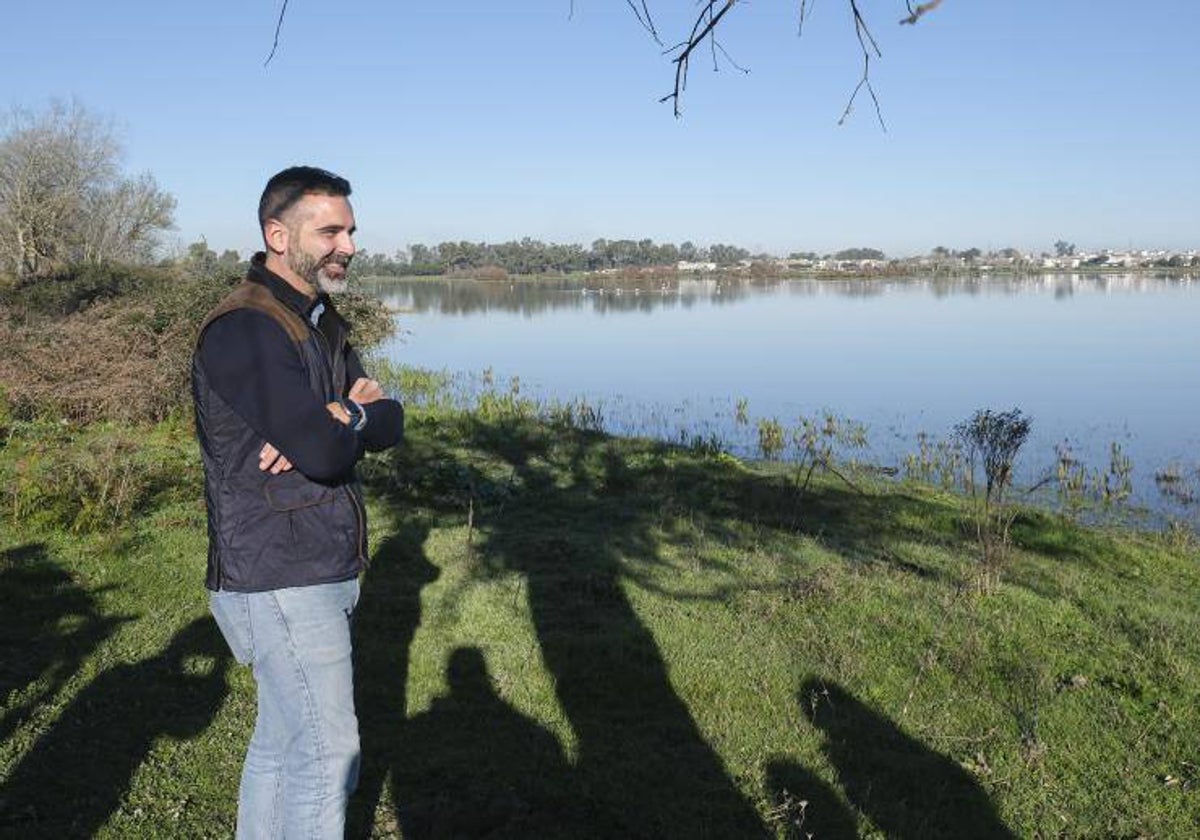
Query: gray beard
316 269 349 294
288 250 349 294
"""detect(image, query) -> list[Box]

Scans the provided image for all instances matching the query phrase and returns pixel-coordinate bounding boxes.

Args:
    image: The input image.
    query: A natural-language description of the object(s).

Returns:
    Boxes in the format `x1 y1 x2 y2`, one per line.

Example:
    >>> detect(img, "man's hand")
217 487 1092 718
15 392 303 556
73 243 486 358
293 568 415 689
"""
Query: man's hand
348 377 384 404
259 442 293 474
326 401 352 425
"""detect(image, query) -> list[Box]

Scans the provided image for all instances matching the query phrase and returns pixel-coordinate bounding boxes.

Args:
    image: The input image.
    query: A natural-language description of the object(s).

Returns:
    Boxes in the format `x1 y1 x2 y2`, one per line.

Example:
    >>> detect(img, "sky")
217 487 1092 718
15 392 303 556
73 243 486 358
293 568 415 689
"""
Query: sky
4 1 1199 258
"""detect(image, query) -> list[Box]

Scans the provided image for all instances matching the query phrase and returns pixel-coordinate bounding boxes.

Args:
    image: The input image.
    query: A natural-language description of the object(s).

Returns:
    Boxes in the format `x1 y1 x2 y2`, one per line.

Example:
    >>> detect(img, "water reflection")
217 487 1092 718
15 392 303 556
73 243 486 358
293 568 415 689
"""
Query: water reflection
371 272 1200 524
362 273 1197 316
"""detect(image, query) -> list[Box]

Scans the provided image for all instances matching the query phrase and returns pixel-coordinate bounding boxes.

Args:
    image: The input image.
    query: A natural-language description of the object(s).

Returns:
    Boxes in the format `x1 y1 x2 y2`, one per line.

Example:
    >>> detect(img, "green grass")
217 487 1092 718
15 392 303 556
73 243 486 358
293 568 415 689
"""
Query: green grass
2 405 1199 838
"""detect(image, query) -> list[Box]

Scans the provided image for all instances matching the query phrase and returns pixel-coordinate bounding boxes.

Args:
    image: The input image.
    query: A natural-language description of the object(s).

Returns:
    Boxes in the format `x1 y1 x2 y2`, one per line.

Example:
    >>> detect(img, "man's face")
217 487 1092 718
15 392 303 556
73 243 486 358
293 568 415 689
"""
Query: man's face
281 193 357 294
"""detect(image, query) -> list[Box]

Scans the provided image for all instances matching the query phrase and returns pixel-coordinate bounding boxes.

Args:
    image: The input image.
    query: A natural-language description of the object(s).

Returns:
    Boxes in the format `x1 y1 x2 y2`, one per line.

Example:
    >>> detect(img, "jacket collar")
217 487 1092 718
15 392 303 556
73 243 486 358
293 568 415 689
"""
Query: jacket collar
247 252 330 324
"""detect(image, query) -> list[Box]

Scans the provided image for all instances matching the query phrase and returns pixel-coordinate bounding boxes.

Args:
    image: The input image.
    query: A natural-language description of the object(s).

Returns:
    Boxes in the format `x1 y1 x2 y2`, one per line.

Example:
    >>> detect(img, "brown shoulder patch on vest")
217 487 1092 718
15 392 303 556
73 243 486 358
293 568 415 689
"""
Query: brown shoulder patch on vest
197 281 310 347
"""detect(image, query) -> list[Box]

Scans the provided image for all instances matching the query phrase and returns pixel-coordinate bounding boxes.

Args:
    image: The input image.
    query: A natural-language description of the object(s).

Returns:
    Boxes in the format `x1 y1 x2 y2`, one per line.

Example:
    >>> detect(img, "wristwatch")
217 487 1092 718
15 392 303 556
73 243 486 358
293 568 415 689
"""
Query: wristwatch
343 399 367 431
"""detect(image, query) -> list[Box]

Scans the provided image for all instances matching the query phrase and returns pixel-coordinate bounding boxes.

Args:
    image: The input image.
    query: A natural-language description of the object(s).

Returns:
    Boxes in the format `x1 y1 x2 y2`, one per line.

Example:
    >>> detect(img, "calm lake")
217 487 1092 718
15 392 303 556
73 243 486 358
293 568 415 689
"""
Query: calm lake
367 273 1200 521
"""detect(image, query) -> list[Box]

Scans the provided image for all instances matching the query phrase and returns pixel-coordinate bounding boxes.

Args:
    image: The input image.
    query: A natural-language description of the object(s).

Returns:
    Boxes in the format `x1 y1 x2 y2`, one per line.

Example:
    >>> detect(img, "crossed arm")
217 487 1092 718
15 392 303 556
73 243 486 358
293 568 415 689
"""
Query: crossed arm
258 375 385 474
199 309 402 480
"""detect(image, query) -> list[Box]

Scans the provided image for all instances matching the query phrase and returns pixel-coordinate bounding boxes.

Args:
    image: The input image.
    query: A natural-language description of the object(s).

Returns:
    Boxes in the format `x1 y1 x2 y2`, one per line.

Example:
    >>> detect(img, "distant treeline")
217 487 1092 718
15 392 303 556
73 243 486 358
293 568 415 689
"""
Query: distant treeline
352 239 760 277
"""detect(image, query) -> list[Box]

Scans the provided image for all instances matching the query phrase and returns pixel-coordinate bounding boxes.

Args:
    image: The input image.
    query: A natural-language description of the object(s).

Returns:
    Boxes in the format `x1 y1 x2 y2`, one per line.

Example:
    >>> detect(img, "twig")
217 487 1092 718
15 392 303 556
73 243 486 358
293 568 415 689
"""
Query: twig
715 40 750 74
264 0 289 67
798 0 815 37
839 0 887 130
659 0 738 117
624 0 663 45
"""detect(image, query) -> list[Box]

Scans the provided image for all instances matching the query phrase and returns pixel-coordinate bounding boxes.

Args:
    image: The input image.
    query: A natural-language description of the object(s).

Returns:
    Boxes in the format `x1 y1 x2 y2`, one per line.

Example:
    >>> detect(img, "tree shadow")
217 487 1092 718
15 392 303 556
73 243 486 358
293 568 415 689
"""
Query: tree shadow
655 456 975 585
799 678 1014 840
0 617 230 835
0 543 129 743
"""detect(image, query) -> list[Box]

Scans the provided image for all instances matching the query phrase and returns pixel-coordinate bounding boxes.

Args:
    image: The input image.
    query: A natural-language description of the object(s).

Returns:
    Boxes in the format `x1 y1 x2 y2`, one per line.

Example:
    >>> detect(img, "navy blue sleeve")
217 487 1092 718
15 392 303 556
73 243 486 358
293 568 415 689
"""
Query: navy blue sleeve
344 345 405 452
198 310 365 482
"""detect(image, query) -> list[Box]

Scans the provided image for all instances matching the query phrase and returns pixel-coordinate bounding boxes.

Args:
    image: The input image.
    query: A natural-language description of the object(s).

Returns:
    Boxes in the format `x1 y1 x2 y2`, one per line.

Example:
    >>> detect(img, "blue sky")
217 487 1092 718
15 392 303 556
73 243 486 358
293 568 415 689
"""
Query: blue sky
5 1 1198 257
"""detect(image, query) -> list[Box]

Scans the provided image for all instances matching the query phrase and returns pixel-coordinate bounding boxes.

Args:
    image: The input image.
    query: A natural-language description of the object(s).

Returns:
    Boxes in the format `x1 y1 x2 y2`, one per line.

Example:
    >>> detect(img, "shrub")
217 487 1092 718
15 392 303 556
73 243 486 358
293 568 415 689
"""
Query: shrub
0 262 173 319
334 290 397 353
0 270 233 424
955 407 1031 590
0 262 394 424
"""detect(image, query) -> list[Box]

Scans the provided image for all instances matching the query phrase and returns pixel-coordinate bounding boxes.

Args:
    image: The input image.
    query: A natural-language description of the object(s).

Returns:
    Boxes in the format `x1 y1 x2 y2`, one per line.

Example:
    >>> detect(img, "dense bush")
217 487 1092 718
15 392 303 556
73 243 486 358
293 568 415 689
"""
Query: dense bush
0 262 396 424
334 290 397 354
0 262 176 319
0 267 234 423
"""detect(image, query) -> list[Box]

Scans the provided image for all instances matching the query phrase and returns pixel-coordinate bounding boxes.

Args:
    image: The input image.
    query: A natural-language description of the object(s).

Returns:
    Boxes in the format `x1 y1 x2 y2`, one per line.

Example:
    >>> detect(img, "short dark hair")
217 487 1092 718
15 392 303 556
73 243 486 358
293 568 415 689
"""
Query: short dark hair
258 166 352 228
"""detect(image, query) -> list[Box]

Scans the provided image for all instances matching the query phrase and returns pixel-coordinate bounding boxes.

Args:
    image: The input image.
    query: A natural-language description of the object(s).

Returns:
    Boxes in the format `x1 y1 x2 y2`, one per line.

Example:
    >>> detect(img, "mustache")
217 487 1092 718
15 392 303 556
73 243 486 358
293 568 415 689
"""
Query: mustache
320 252 352 269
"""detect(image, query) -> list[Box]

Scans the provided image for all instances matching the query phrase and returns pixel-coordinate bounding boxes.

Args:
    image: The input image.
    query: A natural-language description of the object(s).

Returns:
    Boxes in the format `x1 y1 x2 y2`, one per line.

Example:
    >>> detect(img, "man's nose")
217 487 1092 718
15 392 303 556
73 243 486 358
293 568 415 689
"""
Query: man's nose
337 231 356 256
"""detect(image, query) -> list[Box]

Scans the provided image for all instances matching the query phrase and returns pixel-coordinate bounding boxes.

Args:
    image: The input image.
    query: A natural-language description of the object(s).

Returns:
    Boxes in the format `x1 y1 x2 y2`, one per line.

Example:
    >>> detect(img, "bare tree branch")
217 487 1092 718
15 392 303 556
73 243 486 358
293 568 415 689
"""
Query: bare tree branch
839 0 887 130
715 41 750 75
624 0 663 46
659 0 739 118
799 0 815 37
264 0 289 67
264 2 944 125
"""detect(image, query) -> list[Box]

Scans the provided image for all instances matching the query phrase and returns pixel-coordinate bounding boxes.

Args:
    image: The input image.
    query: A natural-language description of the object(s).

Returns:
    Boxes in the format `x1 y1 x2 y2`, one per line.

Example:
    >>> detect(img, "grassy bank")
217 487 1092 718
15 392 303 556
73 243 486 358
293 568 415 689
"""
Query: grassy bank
2 389 1199 838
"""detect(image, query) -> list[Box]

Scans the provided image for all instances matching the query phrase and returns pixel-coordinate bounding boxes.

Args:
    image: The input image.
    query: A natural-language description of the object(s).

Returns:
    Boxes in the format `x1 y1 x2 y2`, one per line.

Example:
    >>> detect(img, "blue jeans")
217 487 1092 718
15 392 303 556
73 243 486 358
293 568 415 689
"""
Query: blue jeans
210 579 361 840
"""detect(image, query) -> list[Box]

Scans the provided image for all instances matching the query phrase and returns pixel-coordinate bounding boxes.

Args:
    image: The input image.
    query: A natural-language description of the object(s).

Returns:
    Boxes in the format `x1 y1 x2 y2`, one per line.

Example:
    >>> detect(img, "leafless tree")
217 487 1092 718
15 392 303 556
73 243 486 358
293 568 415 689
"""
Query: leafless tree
0 101 175 282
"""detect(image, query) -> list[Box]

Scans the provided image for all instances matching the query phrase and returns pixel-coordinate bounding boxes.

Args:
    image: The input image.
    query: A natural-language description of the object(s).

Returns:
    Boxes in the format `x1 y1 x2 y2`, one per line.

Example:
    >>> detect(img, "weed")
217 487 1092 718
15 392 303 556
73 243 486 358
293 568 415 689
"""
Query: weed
757 418 787 460
955 408 1031 591
1 422 195 533
792 412 869 493
734 397 749 427
905 432 969 489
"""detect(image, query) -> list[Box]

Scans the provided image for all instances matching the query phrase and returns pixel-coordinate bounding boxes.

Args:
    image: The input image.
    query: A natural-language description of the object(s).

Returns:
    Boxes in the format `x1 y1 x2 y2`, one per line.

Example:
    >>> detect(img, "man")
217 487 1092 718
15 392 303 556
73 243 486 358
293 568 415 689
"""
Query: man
192 166 403 838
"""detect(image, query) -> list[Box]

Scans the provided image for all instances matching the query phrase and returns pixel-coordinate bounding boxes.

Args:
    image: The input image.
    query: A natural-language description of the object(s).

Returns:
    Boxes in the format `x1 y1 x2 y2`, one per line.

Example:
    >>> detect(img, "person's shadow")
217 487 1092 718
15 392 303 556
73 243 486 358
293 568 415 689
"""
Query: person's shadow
0 617 230 836
762 757 859 839
800 678 1015 840
0 543 128 744
390 646 586 838
348 519 440 838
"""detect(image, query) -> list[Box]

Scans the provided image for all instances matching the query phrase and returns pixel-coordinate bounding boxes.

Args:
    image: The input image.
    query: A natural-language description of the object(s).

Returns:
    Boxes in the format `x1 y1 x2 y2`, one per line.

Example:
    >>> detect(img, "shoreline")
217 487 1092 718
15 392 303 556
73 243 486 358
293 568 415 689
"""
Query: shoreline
363 265 1200 284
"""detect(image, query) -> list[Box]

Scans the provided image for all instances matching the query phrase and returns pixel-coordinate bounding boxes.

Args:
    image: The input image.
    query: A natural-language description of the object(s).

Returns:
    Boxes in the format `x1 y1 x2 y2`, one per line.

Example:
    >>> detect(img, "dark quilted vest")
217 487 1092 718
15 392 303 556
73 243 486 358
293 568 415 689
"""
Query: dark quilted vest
192 280 367 592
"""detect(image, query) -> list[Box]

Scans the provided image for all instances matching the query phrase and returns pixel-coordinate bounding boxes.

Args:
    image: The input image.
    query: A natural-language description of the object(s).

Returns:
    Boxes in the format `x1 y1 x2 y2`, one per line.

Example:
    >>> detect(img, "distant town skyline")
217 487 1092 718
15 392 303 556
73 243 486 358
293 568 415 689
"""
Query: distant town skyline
5 2 1198 258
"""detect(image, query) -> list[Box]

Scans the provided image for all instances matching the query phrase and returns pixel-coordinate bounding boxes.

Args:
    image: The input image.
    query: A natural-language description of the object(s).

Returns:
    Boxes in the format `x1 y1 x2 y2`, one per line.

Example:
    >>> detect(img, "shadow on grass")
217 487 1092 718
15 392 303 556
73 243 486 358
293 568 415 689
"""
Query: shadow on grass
0 543 129 743
800 678 1014 840
763 758 858 839
354 418 769 836
351 413 1023 836
349 520 439 837
391 647 585 837
0 617 229 835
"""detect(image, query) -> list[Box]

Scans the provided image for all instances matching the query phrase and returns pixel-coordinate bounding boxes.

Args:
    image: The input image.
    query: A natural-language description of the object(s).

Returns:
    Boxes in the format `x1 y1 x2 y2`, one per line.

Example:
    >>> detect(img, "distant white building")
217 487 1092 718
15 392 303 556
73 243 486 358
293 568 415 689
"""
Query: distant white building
677 260 717 272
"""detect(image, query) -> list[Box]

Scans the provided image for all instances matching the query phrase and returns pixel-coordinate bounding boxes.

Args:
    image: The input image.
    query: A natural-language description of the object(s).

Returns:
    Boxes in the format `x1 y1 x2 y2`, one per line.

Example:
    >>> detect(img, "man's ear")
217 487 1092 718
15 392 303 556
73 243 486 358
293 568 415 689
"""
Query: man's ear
263 218 289 256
